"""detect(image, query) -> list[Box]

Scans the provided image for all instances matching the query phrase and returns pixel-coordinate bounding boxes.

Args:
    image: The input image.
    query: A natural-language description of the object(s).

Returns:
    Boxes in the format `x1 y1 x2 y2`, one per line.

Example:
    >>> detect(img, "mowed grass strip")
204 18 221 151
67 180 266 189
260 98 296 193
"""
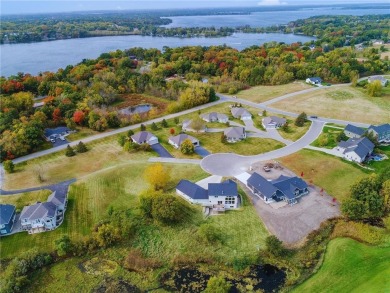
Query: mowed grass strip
278 149 368 201
4 136 154 190
293 238 390 293
0 163 208 259
0 190 52 210
269 86 390 124
231 81 312 103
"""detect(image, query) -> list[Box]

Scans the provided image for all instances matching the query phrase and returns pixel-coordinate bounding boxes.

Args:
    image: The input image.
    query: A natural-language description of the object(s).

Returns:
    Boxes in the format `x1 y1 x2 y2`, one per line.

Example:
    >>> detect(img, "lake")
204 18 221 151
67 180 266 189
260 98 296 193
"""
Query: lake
162 7 389 28
0 33 315 77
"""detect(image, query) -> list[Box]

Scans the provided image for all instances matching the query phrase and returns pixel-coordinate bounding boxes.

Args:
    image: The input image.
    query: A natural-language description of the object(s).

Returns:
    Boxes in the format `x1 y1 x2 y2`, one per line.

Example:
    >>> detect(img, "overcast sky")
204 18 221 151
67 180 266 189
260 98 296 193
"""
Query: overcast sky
1 0 388 15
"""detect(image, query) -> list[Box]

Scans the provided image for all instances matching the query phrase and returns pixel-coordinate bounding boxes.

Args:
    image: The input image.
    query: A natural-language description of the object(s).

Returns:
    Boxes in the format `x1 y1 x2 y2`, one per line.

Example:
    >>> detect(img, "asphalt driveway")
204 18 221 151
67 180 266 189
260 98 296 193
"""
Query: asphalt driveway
151 143 173 158
195 146 210 157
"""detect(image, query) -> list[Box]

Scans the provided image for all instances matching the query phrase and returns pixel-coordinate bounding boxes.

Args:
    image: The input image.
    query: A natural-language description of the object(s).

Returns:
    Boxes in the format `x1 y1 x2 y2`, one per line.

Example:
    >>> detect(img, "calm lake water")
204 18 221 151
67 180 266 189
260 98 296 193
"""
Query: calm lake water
0 33 314 77
162 7 389 28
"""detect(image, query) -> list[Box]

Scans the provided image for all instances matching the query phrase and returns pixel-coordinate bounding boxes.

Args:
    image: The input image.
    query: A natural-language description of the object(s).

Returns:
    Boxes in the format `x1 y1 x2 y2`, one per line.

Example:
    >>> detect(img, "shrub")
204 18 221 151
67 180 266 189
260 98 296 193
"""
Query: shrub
127 129 134 136
54 235 73 257
118 134 127 146
295 112 307 127
140 124 146 131
93 223 121 248
174 117 179 124
265 235 286 257
204 276 231 293
151 194 186 224
3 160 15 173
180 139 195 154
65 145 76 157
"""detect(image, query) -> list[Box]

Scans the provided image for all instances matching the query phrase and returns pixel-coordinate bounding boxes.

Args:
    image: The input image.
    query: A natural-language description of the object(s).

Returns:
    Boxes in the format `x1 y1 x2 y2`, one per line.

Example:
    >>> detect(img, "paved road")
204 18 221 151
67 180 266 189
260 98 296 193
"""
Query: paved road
0 178 76 195
148 157 201 164
151 143 173 158
200 120 325 176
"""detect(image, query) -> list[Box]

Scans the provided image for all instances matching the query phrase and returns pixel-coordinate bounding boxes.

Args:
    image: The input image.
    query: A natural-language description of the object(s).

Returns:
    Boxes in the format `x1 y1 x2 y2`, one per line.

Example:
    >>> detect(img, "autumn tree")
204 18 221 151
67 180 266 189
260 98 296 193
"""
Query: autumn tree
93 223 121 248
367 80 382 97
73 110 85 125
144 163 170 191
52 108 62 125
180 139 195 155
190 117 206 132
170 128 175 135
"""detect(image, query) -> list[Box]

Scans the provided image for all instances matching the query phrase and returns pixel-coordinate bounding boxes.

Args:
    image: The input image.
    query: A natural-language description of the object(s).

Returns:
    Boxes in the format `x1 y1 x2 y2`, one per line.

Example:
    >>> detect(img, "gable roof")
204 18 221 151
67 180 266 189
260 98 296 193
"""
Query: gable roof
47 191 66 207
0 204 15 225
208 179 238 197
21 202 57 221
224 127 245 139
169 134 198 146
263 116 286 125
339 137 375 159
307 77 322 83
231 107 251 118
345 124 365 136
176 180 208 200
272 175 308 200
131 131 156 144
201 112 228 121
247 173 278 199
369 123 390 136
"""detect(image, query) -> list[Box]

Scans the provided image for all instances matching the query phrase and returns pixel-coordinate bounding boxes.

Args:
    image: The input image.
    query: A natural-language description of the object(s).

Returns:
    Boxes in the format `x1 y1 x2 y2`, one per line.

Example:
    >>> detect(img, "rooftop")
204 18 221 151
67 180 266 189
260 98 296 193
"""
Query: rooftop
0 204 15 225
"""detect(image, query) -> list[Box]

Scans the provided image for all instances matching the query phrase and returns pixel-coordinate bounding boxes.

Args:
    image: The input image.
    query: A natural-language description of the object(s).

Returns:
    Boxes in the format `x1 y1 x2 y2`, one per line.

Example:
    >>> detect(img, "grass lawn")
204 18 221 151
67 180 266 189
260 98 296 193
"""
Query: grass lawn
269 86 390 124
293 238 390 293
0 190 52 211
278 120 311 141
311 125 344 149
66 127 99 141
366 145 390 173
0 163 209 259
231 81 312 103
278 149 369 201
4 136 154 190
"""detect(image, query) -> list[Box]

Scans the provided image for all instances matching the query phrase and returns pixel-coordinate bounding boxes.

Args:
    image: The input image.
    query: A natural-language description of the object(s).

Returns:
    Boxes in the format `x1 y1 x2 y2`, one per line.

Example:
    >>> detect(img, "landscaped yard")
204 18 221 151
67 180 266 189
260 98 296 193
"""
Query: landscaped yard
269 86 390 124
278 120 311 141
311 125 345 149
278 149 369 202
293 238 390 293
0 190 52 211
230 81 312 103
0 163 209 259
366 145 390 173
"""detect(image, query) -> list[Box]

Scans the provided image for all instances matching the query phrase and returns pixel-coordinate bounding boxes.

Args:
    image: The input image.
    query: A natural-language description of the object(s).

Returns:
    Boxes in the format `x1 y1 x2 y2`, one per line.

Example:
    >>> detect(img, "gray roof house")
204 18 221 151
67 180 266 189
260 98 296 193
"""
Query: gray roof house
344 124 365 138
231 107 252 120
168 134 200 149
201 112 229 123
306 77 322 85
337 137 375 163
247 173 309 204
131 131 159 145
224 127 246 142
368 75 388 86
262 116 287 129
176 179 238 210
368 124 390 143
20 202 58 233
0 204 16 235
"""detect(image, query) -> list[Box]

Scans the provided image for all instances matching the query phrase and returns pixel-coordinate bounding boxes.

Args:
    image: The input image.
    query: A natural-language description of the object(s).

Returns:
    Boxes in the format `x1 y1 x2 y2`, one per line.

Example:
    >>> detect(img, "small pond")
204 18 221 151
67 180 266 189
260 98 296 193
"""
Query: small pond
119 104 151 115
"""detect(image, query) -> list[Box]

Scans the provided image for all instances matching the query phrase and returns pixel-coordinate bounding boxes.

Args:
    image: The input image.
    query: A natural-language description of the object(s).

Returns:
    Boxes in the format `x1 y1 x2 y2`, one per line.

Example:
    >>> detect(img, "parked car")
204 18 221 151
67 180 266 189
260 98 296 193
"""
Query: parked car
50 138 56 143
59 136 65 141
263 166 271 172
310 115 318 119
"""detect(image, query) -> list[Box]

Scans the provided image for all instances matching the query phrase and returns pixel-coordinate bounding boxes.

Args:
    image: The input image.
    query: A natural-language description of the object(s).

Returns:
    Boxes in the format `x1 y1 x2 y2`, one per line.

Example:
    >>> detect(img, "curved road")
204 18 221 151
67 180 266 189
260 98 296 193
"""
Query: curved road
200 120 325 176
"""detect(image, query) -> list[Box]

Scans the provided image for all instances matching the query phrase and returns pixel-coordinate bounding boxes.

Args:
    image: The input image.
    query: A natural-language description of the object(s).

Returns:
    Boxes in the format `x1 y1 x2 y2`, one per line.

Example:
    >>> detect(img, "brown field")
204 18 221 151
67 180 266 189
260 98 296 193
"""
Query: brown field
270 86 390 124
232 81 312 103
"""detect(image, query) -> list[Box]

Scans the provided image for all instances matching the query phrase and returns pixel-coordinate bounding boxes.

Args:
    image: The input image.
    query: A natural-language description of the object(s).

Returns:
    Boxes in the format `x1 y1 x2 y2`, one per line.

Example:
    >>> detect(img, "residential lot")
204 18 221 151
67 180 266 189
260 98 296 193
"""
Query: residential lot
269 86 390 124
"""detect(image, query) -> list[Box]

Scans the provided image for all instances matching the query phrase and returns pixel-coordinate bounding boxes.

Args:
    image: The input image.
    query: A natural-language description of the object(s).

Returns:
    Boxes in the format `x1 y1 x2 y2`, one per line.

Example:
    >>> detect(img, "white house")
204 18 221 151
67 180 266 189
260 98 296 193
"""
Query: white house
368 123 390 143
306 77 322 85
20 202 58 233
168 134 200 149
224 127 246 142
337 137 375 163
176 179 238 210
231 107 252 120
131 131 159 145
201 112 229 123
367 76 388 87
262 116 287 129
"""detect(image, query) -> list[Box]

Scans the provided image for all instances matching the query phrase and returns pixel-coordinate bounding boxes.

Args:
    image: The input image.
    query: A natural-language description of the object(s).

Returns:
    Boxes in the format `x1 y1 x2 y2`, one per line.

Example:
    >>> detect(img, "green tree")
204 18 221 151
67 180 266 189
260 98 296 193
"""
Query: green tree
295 112 307 127
221 133 227 144
381 179 390 212
139 192 155 218
336 131 348 142
65 145 76 157
180 139 195 155
367 80 382 97
118 134 127 146
3 160 15 173
127 129 134 136
151 122 158 131
265 235 286 257
161 119 168 128
75 141 88 153
174 117 179 124
204 276 231 293
54 235 73 257
190 117 206 132
94 224 121 248
151 194 185 224
140 124 146 131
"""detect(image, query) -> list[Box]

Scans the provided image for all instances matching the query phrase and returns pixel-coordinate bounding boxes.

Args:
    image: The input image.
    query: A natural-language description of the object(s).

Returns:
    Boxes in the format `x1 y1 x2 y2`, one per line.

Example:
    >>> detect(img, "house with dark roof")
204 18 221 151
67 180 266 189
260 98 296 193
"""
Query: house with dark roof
337 137 375 163
368 124 390 143
176 179 238 209
224 127 246 142
306 77 322 85
201 112 228 123
131 131 159 145
262 116 287 129
231 107 252 121
0 204 16 235
20 202 58 233
344 124 365 138
247 172 309 204
168 134 199 149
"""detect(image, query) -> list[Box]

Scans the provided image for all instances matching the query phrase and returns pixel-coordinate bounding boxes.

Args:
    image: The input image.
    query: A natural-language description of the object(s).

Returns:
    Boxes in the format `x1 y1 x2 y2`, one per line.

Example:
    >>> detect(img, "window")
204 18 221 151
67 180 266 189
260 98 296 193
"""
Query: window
225 196 235 205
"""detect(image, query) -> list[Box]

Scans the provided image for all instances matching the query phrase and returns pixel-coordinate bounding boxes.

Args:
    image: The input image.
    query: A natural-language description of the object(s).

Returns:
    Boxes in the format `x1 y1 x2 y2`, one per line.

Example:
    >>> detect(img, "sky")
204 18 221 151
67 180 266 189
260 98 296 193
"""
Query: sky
1 0 388 15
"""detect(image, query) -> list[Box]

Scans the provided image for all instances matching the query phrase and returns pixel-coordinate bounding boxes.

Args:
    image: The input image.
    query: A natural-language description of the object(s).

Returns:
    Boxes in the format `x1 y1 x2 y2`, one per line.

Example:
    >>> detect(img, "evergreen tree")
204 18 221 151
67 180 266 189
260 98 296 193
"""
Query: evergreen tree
151 122 158 131
161 119 168 128
140 124 146 131
65 145 76 157
76 141 88 153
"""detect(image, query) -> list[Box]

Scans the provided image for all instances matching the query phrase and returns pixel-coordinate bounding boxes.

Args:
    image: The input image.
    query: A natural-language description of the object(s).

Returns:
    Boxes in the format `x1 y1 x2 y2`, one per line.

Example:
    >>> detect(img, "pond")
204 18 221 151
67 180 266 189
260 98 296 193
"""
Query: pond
118 104 152 115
